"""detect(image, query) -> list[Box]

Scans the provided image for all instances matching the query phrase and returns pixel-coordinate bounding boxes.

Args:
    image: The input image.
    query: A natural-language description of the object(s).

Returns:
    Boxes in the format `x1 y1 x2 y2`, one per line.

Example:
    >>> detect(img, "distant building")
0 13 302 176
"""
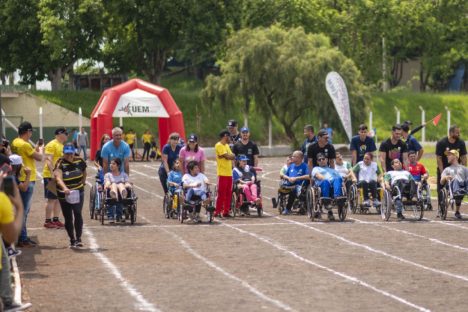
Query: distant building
73 74 128 91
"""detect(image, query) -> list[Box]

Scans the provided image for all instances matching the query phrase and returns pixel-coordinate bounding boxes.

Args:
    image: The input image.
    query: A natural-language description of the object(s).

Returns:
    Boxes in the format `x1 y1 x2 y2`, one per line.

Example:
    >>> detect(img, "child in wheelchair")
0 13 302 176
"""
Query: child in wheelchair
103 158 134 222
408 150 431 210
233 155 261 207
440 149 468 219
384 159 417 220
167 159 184 196
182 160 211 222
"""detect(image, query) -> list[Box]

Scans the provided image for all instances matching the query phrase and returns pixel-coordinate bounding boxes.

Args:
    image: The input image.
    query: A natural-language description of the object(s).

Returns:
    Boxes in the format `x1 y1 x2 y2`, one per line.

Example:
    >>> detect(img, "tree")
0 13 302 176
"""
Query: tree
202 26 369 146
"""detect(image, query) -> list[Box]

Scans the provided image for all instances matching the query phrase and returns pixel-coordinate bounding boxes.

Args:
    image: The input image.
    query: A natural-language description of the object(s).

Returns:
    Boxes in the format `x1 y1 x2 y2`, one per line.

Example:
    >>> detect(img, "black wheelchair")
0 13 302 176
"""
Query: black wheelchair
230 181 263 217
306 180 348 222
179 185 215 223
438 181 466 220
100 185 138 225
381 181 424 221
272 180 308 215
89 172 104 220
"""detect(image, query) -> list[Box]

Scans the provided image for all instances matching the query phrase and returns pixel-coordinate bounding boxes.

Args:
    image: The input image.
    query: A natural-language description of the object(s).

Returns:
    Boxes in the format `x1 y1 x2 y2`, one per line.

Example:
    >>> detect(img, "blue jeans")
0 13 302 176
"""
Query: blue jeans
107 202 123 219
316 178 342 198
19 182 35 242
79 145 87 160
186 189 207 202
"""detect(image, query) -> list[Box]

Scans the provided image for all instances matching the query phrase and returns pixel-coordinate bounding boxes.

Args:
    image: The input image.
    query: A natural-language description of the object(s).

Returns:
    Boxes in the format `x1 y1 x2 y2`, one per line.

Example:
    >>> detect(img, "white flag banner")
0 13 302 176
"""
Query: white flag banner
325 72 352 142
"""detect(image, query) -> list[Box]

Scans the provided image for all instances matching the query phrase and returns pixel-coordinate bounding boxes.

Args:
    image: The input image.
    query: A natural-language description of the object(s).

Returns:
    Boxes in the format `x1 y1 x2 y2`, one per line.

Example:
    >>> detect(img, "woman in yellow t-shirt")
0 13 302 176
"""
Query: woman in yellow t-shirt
141 130 153 161
125 129 137 161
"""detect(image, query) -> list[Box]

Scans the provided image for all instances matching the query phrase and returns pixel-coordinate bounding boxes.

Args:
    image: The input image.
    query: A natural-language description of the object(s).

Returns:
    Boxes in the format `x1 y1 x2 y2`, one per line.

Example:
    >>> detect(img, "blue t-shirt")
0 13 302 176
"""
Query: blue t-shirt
285 163 309 185
311 166 341 181
406 135 422 153
167 170 183 192
162 144 182 171
350 135 377 163
100 141 131 173
301 136 317 163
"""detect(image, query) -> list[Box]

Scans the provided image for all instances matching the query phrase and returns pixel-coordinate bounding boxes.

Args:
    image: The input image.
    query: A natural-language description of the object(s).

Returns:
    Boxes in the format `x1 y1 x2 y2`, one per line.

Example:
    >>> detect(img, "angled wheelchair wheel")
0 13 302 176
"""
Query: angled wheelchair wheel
349 184 358 214
179 205 186 224
382 190 392 221
421 184 432 210
277 193 285 214
163 194 170 219
89 184 96 219
130 203 137 224
309 187 320 221
230 193 237 218
338 201 347 222
438 189 448 220
100 200 106 225
257 205 263 217
306 187 314 220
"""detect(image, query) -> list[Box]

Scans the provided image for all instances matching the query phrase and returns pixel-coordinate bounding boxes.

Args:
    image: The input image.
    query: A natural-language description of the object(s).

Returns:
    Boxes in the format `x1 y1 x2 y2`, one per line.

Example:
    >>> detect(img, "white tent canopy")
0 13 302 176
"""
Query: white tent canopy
113 89 169 118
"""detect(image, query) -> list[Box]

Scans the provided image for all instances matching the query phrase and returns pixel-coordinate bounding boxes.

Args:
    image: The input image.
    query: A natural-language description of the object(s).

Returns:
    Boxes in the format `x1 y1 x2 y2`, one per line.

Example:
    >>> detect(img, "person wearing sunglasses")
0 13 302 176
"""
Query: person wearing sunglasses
311 153 343 220
159 132 183 194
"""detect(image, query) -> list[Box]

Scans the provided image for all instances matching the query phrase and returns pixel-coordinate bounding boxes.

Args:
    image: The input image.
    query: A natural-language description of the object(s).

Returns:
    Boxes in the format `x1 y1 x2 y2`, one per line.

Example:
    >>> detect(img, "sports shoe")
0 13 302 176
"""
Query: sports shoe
282 209 291 215
455 211 462 219
75 239 84 248
7 247 22 258
17 240 35 248
4 301 32 311
327 211 335 221
53 220 65 228
397 213 405 221
44 221 57 229
69 240 77 248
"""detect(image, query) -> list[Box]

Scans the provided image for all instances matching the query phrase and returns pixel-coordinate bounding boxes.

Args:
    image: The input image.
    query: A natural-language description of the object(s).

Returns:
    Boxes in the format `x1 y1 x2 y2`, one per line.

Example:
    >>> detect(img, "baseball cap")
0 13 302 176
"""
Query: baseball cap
9 154 22 166
219 130 230 138
240 127 249 133
63 143 75 154
316 153 326 159
317 129 328 137
237 155 249 161
0 154 11 166
227 120 237 127
55 127 68 135
447 149 460 158
18 121 33 134
188 134 198 142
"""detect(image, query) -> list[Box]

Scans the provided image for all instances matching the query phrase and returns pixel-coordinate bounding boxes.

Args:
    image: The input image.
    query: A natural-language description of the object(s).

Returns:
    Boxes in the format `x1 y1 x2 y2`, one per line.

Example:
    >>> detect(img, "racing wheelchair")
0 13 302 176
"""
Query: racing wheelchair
272 180 308 215
89 171 104 220
100 184 138 225
438 180 466 220
348 181 383 214
381 181 424 221
178 185 215 223
306 180 348 222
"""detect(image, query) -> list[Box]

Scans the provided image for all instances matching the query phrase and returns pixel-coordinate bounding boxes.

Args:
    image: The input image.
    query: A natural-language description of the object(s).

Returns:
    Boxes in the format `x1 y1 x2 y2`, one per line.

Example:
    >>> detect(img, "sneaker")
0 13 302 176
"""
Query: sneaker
17 240 35 248
7 247 22 258
282 209 291 215
44 221 57 229
4 301 32 312
328 211 335 221
53 220 65 228
455 211 462 219
69 240 77 248
75 239 84 248
397 213 405 221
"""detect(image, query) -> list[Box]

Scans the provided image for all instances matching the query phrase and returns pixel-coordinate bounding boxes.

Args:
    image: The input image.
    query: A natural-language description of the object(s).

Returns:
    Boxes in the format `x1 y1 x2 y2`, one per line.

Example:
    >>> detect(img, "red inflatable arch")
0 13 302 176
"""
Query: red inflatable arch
90 78 185 160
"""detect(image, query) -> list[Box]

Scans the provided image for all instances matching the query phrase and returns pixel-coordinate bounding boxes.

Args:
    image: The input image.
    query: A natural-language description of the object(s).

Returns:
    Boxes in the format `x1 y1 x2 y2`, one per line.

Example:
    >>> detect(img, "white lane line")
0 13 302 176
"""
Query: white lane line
274 215 468 283
84 227 160 312
349 217 468 253
161 228 295 312
133 169 158 179
221 223 429 312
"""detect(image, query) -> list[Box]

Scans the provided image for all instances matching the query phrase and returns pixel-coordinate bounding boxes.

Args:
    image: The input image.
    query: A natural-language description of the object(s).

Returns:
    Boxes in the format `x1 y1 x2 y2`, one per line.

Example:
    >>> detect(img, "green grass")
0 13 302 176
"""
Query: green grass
32 74 468 146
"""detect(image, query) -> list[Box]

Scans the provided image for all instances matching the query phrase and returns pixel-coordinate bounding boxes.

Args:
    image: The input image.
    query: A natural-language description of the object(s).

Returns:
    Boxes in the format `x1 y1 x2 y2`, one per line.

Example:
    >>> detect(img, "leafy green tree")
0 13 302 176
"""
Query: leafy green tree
202 26 369 146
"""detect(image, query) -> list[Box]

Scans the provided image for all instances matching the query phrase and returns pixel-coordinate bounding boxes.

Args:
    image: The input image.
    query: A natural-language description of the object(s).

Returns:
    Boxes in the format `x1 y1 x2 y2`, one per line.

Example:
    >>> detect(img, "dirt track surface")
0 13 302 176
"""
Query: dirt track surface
17 157 468 312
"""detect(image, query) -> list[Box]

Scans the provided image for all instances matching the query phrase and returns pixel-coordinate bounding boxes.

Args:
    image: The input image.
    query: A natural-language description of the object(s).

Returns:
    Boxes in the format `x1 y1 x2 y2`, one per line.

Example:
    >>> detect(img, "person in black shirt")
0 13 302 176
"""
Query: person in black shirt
379 124 408 172
227 119 241 148
232 127 260 167
307 129 336 171
436 125 467 205
301 124 317 164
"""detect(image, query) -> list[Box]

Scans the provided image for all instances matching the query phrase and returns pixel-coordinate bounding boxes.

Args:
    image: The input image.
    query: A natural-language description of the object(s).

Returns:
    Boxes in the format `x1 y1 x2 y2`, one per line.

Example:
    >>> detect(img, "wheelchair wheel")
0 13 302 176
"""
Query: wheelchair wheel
307 187 319 221
421 184 432 210
163 194 170 219
89 184 96 219
230 193 237 217
438 189 448 220
382 190 392 221
338 201 347 222
179 205 186 223
348 184 358 214
130 202 137 224
100 201 106 225
277 193 284 214
95 192 103 220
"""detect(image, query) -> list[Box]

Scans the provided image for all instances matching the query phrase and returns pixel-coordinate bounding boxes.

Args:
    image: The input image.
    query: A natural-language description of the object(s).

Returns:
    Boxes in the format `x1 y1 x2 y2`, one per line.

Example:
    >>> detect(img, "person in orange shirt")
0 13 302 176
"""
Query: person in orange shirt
214 130 235 218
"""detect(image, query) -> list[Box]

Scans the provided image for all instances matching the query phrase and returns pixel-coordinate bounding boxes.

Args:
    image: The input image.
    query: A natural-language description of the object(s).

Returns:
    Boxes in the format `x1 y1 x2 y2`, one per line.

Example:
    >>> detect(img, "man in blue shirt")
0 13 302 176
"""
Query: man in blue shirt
311 153 343 220
283 150 310 214
350 124 377 165
101 127 131 175
301 125 317 164
402 123 424 160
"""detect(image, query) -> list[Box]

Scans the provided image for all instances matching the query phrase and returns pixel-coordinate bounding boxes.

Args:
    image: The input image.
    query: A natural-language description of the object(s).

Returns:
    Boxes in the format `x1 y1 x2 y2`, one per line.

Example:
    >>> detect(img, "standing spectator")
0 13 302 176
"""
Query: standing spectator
71 128 78 148
227 120 241 148
349 124 377 165
125 129 136 161
215 130 235 218
141 129 153 161
401 123 424 160
101 127 131 175
179 134 206 174
0 169 31 311
77 128 89 161
11 121 42 248
307 129 336 171
301 125 317 164
436 125 467 206
158 133 183 194
42 127 68 229
232 127 260 167
54 143 87 248
322 122 333 144
379 124 408 173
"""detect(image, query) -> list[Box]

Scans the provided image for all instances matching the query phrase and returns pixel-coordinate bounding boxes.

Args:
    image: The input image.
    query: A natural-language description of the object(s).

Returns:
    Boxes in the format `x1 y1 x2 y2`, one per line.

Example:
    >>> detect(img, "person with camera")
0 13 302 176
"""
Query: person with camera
11 121 43 248
0 154 32 311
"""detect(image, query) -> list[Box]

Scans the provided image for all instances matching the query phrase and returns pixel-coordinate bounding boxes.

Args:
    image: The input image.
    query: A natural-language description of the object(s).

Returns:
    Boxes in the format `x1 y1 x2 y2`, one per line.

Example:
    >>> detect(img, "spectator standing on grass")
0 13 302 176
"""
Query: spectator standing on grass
350 124 377 165
321 122 333 144
301 125 317 164
11 121 42 248
77 128 89 161
215 130 235 218
232 127 260 167
436 125 467 207
54 143 87 248
71 128 78 148
42 127 68 229
227 120 241 149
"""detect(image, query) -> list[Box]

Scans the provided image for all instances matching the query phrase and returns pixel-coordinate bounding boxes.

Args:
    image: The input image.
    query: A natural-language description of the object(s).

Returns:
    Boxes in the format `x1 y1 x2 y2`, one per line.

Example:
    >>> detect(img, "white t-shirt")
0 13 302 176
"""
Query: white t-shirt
384 170 412 185
104 172 129 184
441 164 468 182
335 161 351 178
354 161 380 182
182 173 208 192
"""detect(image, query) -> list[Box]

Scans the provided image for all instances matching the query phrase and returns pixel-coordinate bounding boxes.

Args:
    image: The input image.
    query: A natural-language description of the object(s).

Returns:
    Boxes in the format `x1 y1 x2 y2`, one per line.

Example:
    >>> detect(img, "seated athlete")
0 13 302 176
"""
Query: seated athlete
352 152 382 207
233 155 261 206
407 150 428 183
440 149 468 219
104 158 132 200
282 151 310 215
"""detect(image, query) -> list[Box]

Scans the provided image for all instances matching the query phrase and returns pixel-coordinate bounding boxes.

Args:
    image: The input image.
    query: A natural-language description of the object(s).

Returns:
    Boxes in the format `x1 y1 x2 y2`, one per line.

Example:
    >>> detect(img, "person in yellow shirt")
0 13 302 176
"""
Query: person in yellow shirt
215 130 235 218
11 121 43 247
125 129 137 161
141 130 153 161
42 127 69 229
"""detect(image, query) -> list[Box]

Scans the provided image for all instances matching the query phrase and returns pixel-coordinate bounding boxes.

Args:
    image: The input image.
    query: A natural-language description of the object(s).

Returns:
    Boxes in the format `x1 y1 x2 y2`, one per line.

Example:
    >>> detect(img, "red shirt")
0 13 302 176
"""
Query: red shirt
408 162 427 181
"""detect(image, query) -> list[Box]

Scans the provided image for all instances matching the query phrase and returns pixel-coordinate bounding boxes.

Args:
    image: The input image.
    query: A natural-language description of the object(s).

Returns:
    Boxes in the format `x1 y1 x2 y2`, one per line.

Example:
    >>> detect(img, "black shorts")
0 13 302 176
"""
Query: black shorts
44 178 58 200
